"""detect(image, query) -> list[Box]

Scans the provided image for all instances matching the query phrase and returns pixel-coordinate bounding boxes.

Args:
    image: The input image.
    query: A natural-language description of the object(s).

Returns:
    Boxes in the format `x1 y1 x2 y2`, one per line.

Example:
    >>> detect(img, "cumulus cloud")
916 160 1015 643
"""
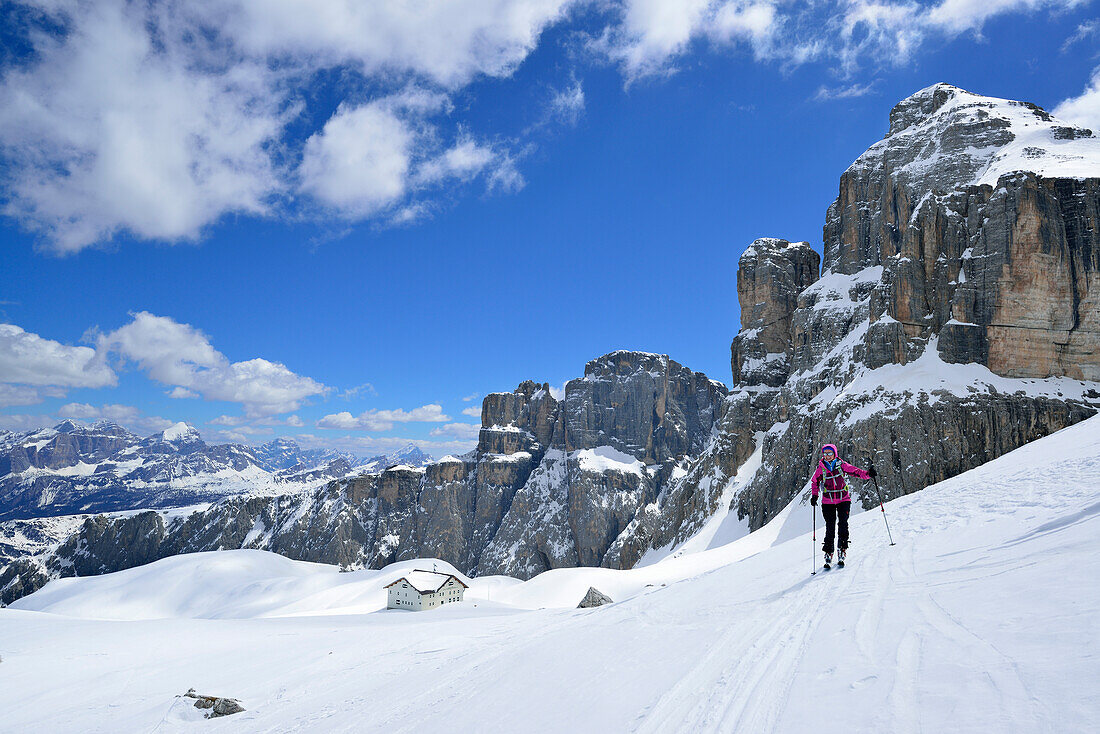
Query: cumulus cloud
209 0 578 88
0 414 56 432
316 404 450 431
299 102 415 218
291 432 476 460
461 406 483 418
315 405 450 431
0 384 64 408
0 0 576 252
0 323 116 388
56 402 174 434
429 422 482 439
212 413 309 429
600 0 1084 79
99 312 327 416
1055 68 1100 132
0 0 284 253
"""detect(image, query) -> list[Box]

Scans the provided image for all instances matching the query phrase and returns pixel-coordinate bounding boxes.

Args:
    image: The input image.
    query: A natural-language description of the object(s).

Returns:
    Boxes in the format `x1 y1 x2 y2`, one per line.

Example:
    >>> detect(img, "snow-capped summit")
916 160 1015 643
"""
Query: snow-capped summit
158 422 201 443
853 82 1100 197
0 420 369 523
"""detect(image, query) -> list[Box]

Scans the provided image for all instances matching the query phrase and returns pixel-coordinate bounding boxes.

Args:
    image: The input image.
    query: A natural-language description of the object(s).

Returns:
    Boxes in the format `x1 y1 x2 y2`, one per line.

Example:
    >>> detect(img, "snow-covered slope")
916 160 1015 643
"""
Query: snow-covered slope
853 82 1100 193
3 414 1099 732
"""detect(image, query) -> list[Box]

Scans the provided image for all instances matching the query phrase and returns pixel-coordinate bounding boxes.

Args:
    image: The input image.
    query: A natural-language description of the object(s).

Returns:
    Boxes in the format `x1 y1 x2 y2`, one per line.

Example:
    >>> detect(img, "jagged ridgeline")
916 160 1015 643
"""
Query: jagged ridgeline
3 83 1099 603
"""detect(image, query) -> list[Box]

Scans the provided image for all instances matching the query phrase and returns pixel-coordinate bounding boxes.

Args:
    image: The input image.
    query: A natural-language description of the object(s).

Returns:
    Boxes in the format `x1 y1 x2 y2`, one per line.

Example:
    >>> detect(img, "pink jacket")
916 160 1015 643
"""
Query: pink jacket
811 460 870 504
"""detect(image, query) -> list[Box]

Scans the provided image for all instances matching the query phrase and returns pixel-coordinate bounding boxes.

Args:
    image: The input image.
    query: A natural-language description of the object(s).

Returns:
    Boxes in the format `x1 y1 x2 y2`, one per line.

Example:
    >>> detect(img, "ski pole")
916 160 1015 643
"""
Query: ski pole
870 474 896 545
811 496 817 575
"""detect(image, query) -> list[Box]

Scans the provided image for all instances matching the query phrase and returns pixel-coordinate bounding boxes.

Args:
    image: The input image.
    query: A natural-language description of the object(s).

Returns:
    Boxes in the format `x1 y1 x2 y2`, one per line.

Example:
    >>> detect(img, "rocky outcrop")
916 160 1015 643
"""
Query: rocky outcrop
732 238 820 387
823 83 1100 380
578 587 613 608
0 558 49 605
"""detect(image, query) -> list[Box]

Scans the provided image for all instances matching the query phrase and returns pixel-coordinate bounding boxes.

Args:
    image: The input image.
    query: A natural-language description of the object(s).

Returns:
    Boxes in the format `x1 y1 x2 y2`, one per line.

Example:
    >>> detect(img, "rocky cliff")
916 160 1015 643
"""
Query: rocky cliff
644 83 1100 551
4 83 1099 605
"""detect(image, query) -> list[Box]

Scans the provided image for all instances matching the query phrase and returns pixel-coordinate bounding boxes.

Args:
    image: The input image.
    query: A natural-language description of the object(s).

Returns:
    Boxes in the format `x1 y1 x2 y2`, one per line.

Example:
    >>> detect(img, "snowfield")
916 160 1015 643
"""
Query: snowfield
3 416 1099 732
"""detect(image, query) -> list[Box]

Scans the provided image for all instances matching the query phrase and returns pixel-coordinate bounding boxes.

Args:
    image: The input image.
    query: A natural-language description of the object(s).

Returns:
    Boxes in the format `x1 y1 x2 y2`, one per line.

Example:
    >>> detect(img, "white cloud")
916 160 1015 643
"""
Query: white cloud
1054 68 1100 132
415 138 499 186
429 422 482 439
211 0 578 88
1061 20 1100 52
461 406 483 418
167 387 200 399
611 0 713 78
0 384 64 408
340 383 377 400
316 404 450 431
0 323 116 388
0 0 576 251
600 0 1084 79
814 81 879 102
300 95 516 219
299 102 414 218
291 432 476 460
0 0 283 253
316 411 361 430
0 414 56 432
99 312 327 416
548 80 586 125
55 402 174 435
209 415 246 427
461 393 480 402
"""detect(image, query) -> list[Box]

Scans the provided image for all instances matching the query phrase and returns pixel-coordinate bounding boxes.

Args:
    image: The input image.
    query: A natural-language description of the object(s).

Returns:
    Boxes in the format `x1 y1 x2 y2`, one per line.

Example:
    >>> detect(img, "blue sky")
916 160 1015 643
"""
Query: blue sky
2 0 1099 457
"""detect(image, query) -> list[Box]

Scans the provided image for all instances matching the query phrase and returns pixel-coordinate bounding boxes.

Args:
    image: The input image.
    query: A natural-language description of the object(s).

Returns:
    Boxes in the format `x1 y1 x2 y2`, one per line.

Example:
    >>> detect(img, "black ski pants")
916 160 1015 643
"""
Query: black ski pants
821 500 851 554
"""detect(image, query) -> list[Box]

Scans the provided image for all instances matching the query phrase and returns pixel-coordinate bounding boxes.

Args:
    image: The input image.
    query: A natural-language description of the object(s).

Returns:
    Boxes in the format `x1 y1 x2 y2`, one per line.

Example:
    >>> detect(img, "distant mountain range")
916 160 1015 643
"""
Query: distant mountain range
0 420 432 522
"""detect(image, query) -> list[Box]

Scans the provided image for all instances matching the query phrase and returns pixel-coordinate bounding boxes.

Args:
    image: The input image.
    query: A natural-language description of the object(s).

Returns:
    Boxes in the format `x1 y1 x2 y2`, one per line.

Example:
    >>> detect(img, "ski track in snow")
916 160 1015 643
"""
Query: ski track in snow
2 417 1100 732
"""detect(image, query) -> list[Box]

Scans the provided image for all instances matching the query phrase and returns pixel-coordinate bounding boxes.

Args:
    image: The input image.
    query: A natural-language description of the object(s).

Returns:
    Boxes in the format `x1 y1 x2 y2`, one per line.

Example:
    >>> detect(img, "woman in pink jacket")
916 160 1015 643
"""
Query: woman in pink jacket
810 443 875 568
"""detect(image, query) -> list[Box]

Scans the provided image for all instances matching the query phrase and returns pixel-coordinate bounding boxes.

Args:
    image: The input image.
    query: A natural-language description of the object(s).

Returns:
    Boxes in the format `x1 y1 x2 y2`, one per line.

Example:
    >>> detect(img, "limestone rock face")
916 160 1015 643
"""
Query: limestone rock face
732 239 820 387
563 351 727 462
821 83 1100 380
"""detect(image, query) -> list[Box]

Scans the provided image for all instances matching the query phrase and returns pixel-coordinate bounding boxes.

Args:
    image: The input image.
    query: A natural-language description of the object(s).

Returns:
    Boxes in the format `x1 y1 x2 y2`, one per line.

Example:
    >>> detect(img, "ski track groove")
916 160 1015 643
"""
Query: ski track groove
633 555 859 734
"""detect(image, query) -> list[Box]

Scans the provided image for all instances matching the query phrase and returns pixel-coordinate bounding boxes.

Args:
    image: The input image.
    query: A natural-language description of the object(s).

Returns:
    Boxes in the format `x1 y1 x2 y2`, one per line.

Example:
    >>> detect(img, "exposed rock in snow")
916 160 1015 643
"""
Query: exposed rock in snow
577 586 613 608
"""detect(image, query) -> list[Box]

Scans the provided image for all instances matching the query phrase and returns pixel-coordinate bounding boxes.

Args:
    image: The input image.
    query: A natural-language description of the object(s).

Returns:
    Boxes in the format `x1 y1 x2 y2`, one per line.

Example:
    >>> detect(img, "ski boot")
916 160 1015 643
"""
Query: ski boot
823 552 832 570
837 549 846 568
